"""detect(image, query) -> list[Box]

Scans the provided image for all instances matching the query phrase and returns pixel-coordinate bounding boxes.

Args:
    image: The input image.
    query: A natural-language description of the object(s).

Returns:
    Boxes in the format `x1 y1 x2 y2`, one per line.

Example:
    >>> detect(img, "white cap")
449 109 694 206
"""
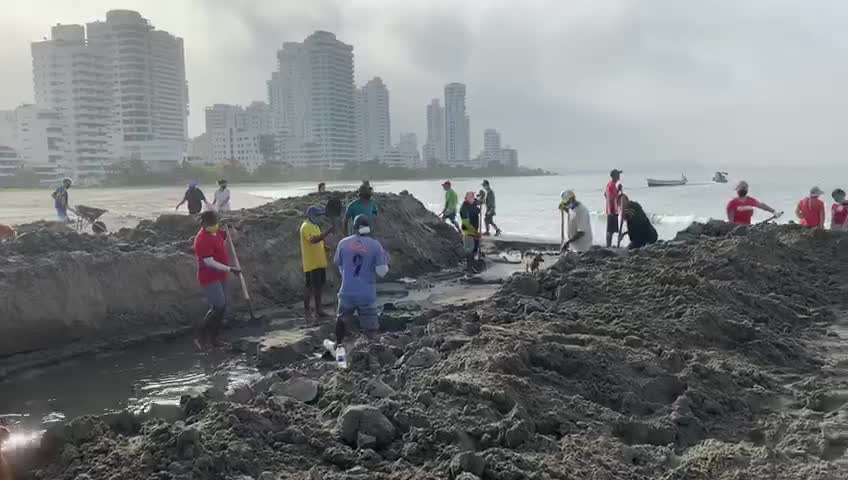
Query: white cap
560 190 575 201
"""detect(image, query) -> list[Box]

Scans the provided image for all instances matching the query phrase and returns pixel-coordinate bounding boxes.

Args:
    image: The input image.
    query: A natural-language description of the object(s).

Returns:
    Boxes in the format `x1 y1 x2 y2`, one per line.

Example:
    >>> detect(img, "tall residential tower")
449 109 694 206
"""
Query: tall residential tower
355 77 391 161
444 83 470 164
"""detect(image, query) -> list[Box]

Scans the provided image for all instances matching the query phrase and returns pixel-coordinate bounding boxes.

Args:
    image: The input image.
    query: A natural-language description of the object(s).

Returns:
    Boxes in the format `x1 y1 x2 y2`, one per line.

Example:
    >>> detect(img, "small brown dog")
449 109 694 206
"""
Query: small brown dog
523 252 545 272
0 224 15 241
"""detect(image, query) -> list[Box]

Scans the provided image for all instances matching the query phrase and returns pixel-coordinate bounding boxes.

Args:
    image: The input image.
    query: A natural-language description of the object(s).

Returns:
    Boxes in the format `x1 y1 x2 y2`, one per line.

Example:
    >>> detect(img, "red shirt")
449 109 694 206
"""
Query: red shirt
193 228 229 285
726 196 760 224
797 197 824 227
605 181 621 214
832 203 848 227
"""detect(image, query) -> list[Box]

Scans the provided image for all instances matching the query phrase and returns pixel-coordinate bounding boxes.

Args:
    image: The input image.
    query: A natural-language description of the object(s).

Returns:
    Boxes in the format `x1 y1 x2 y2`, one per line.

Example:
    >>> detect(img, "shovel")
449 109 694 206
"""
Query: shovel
225 227 265 324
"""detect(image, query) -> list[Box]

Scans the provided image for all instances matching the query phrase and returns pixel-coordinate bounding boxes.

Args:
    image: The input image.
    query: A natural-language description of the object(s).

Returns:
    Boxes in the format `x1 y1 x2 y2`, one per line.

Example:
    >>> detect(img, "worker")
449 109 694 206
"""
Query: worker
51 177 73 222
300 206 334 320
343 182 378 235
440 180 460 231
318 182 326 193
559 190 594 253
193 211 241 349
621 199 658 249
176 181 211 215
604 169 623 247
831 189 848 230
481 180 502 236
726 181 780 225
334 215 389 343
459 191 482 272
213 179 231 212
796 186 825 228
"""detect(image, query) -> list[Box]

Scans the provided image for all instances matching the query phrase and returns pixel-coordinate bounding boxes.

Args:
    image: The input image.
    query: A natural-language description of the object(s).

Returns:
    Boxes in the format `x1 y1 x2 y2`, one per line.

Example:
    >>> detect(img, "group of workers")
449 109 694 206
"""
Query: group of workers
438 179 503 272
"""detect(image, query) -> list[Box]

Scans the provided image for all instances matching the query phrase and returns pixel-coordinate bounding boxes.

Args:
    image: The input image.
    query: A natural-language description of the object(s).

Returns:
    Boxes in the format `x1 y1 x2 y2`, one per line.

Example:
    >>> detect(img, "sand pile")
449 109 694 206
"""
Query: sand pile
0 192 462 359
29 223 848 479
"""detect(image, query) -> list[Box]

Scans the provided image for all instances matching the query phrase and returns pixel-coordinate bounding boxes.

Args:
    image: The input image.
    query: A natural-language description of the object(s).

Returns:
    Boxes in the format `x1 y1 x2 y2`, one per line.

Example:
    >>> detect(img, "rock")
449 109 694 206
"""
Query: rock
258 473 277 480
455 474 481 480
102 410 140 435
66 416 105 444
256 330 313 367
176 427 201 451
357 433 377 449
451 451 486 477
270 377 319 403
405 347 440 368
367 379 396 398
510 275 541 296
523 299 546 314
441 335 471 352
504 420 533 448
180 394 208 416
337 405 396 447
74 475 93 480
308 466 323 480
145 402 185 423
225 383 254 404
556 284 576 302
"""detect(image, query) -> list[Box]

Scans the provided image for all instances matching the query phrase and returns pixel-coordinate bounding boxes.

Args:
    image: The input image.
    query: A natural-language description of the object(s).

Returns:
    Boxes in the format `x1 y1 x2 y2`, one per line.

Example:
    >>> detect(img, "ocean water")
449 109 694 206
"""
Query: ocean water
0 165 841 243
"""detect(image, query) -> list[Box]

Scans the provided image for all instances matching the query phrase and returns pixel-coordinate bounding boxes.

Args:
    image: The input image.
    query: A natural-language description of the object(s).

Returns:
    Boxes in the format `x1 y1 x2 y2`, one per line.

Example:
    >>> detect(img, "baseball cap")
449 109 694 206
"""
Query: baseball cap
810 186 824 196
610 169 623 176
735 180 749 191
305 206 325 217
560 190 575 201
442 180 451 186
482 179 490 186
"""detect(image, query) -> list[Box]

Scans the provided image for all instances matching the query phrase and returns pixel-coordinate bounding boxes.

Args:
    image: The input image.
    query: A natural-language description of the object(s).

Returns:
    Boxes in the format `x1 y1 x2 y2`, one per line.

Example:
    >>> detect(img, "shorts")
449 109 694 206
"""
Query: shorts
484 211 496 222
56 207 68 222
442 211 457 222
462 236 480 256
203 281 227 309
607 214 619 234
304 268 327 289
337 298 379 333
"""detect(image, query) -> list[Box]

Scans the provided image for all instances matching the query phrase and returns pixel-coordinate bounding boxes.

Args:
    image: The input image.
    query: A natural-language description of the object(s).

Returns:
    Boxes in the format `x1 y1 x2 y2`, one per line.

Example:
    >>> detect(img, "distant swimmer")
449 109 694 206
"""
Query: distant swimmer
176 181 211 215
213 179 231 212
604 169 623 247
193 211 241 349
481 179 502 236
51 177 73 222
460 191 482 272
726 180 781 225
334 215 389 343
300 206 334 321
796 186 825 228
344 182 378 236
559 190 593 253
831 189 848 230
440 181 460 231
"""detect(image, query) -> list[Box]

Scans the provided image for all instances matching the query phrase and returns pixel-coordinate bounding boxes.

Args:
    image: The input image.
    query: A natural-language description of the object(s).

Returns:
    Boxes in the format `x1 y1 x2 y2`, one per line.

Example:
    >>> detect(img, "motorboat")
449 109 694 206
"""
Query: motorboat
646 174 688 187
712 171 728 183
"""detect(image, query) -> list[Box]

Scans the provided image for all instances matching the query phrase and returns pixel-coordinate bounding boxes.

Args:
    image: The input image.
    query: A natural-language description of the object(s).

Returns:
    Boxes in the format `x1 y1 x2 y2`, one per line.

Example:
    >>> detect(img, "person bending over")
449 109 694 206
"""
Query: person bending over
193 211 240 349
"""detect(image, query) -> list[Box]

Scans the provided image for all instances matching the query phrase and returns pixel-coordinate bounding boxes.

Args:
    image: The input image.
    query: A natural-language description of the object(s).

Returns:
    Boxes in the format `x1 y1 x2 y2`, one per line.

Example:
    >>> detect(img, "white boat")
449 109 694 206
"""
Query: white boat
712 171 728 183
646 174 688 187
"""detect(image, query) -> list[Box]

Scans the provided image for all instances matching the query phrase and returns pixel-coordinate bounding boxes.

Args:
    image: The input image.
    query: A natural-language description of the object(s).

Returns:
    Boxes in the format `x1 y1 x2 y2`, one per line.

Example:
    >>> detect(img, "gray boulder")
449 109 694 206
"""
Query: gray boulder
270 377 319 403
337 405 396 447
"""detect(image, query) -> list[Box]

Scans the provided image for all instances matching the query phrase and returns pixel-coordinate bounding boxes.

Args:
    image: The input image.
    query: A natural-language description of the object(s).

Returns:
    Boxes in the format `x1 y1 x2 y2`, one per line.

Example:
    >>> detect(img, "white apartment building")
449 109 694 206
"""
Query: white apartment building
397 132 422 169
501 147 519 168
205 102 273 172
444 83 470 164
0 146 20 179
483 128 502 165
86 10 188 173
32 10 189 183
0 105 67 183
356 77 391 161
423 99 445 165
267 31 357 168
32 24 111 183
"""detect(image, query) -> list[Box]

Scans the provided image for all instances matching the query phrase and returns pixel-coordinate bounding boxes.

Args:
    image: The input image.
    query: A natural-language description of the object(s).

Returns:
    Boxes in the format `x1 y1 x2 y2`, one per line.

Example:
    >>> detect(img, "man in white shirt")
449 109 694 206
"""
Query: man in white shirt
559 190 593 253
213 179 231 212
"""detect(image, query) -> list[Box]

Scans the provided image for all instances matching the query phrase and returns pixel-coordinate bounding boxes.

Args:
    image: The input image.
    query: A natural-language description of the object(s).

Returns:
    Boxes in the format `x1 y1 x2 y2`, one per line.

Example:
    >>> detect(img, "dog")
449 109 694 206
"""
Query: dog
0 224 16 241
523 251 545 272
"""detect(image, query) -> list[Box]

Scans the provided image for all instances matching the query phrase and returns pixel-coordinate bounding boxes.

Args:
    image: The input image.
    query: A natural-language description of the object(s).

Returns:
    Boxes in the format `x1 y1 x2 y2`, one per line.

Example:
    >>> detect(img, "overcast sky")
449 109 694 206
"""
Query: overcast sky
2 0 847 169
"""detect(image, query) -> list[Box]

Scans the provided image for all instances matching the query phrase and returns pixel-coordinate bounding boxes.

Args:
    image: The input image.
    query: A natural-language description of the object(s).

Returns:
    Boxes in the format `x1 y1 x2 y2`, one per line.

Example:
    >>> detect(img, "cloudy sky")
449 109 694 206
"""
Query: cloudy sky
2 0 847 169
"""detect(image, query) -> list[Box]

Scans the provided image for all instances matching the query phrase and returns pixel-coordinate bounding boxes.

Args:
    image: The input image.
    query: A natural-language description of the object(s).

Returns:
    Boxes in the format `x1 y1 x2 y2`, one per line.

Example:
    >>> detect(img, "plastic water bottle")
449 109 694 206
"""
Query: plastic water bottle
336 345 348 369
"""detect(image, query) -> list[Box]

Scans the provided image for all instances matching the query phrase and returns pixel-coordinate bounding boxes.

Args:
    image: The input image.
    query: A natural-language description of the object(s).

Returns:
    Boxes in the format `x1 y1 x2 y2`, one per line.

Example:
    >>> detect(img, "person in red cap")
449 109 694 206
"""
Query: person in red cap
604 169 623 247
440 181 460 230
726 181 780 224
795 186 825 228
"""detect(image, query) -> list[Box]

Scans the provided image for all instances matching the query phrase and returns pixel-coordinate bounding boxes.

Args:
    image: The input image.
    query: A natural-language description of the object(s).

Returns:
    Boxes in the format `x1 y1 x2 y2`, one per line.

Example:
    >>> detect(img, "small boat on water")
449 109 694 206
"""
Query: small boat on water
646 174 688 187
712 171 728 183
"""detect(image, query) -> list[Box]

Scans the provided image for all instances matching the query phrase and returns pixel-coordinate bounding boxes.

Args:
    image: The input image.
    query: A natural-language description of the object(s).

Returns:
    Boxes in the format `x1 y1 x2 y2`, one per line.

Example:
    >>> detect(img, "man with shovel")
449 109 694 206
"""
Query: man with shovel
193 211 241 349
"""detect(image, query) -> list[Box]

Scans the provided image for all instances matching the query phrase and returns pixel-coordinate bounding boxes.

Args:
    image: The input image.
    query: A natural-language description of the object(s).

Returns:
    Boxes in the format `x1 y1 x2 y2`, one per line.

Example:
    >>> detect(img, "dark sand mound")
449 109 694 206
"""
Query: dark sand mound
0 192 461 359
29 223 848 479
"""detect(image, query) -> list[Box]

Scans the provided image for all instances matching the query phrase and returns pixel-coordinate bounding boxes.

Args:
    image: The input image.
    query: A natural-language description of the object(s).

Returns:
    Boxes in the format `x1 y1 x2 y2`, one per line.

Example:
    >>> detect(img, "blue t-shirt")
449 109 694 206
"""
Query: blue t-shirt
334 234 387 305
345 199 378 223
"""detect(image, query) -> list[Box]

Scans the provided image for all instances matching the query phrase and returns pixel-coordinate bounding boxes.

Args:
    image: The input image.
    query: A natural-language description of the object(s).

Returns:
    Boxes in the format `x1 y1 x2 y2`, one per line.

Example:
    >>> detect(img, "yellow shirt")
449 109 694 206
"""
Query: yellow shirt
300 221 327 272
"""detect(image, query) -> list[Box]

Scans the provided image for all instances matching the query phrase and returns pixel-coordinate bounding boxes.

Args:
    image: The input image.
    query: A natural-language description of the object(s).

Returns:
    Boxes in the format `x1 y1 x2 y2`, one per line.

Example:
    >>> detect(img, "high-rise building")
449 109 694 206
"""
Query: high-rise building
423 99 445 165
397 132 422 169
355 77 391 161
0 104 67 184
444 83 470 164
268 31 356 169
205 102 274 171
32 24 111 183
86 10 188 173
32 10 189 183
501 147 519 168
483 128 502 165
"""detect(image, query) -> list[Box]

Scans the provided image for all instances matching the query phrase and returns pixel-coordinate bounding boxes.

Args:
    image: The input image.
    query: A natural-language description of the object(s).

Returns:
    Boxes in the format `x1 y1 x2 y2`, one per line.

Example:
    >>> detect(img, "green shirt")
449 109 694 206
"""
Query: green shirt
445 189 458 213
